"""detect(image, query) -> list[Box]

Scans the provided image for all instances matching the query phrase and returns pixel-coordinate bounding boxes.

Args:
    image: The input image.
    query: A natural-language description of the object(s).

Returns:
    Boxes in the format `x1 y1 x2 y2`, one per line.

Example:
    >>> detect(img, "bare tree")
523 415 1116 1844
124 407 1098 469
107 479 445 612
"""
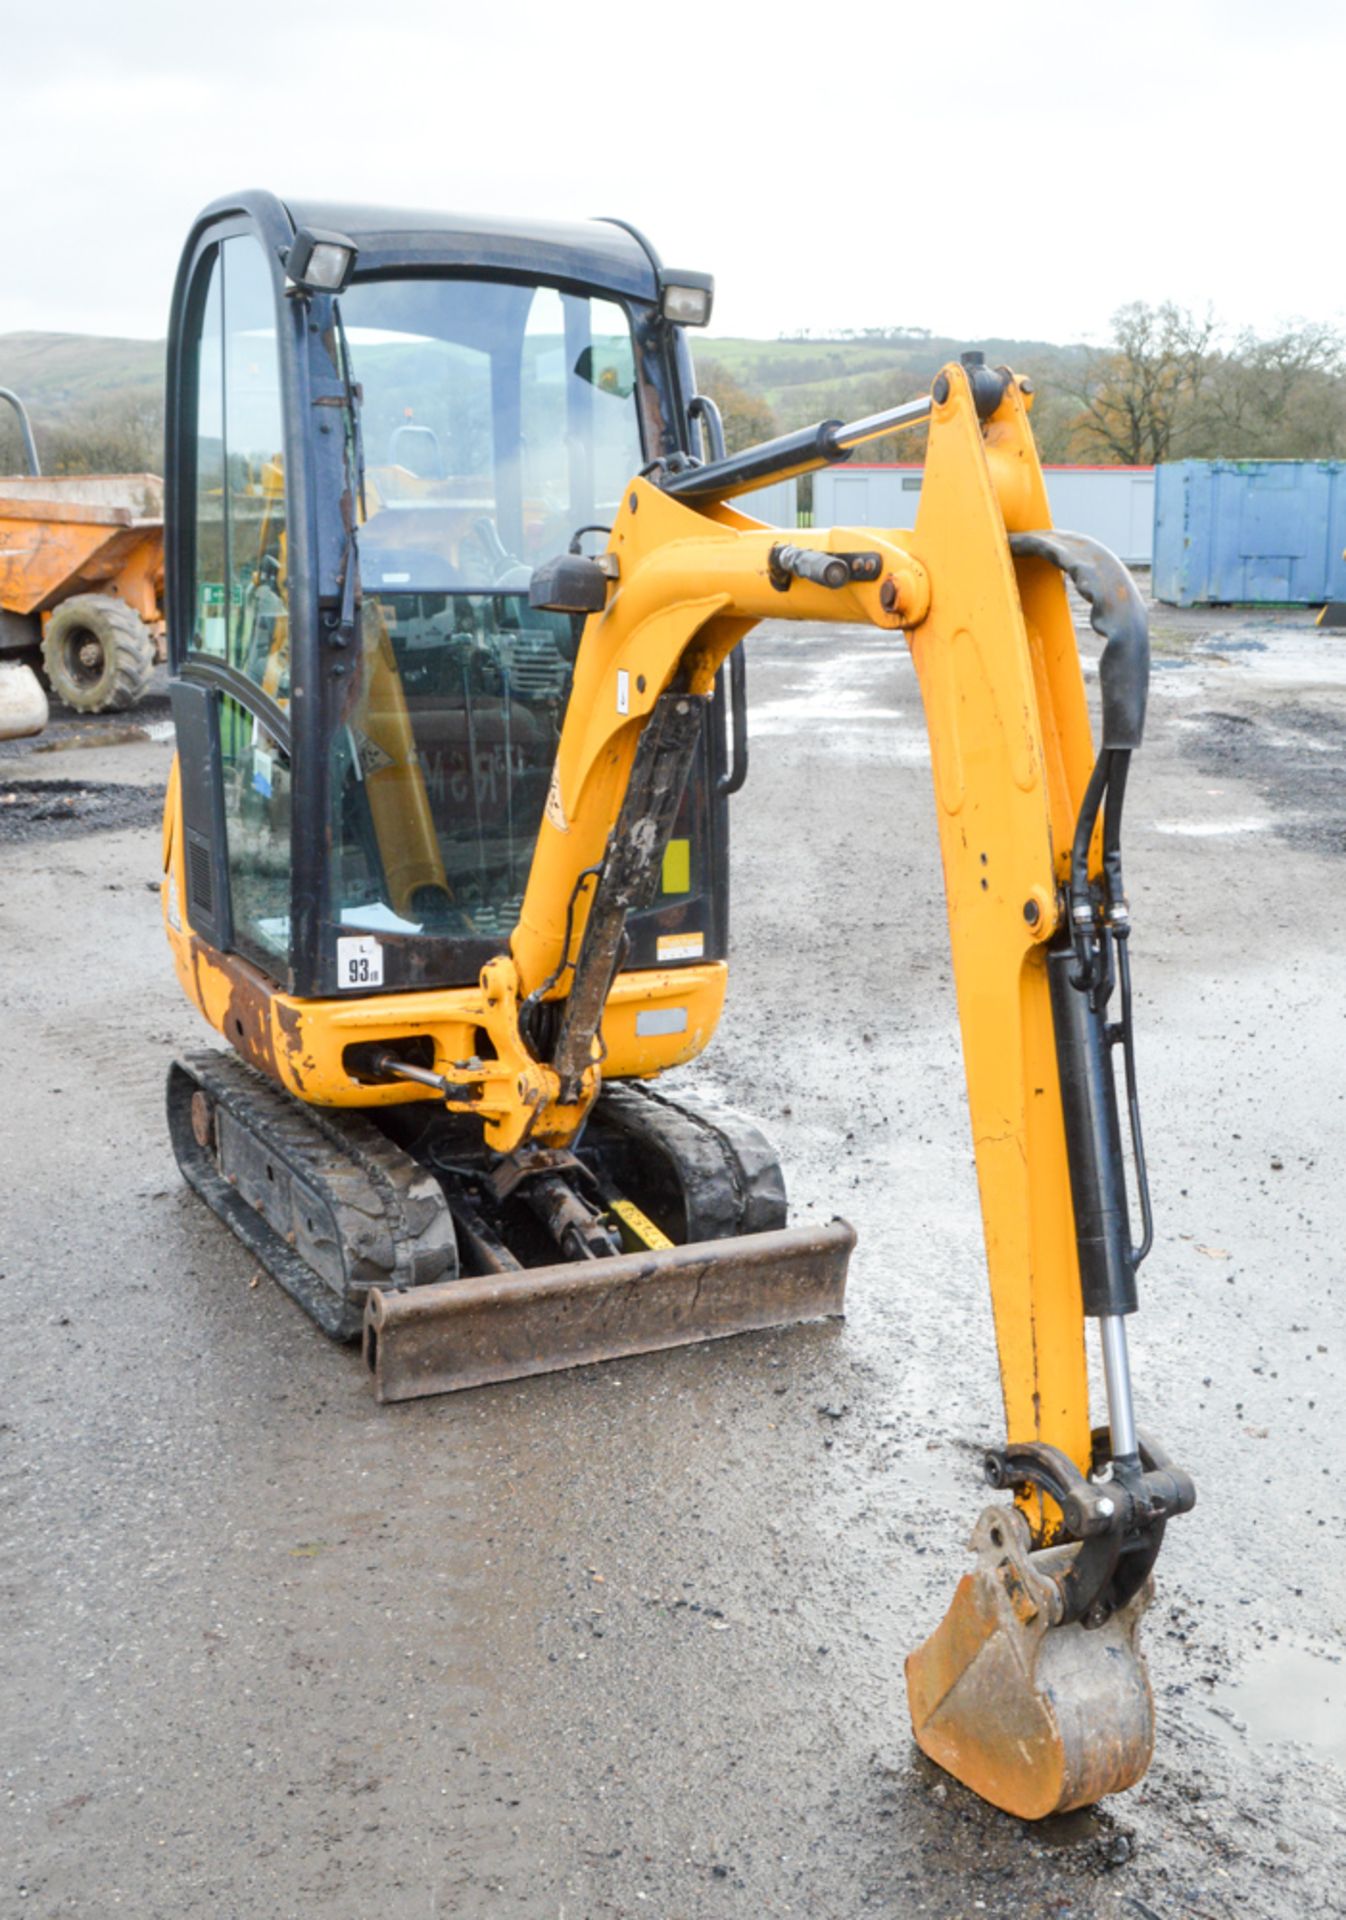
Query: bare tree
1070 303 1217 464
43 395 164 474
1200 321 1346 457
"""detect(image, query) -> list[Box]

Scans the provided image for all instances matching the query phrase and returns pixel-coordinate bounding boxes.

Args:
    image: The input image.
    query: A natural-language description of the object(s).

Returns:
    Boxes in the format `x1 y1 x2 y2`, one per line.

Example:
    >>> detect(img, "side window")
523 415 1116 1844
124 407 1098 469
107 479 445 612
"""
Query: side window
585 295 644 513
218 691 293 972
223 238 288 698
191 237 289 704
519 289 643 559
188 235 293 979
193 262 227 654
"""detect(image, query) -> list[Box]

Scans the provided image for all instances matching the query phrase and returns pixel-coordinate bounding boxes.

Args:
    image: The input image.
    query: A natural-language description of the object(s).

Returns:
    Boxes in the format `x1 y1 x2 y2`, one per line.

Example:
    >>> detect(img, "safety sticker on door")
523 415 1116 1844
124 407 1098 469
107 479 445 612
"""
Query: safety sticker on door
337 935 384 989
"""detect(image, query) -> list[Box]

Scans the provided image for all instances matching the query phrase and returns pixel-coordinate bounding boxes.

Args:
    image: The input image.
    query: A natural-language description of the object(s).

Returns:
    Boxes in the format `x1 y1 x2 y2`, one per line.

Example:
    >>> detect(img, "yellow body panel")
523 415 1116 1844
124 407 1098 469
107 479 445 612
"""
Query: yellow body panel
906 368 1093 1492
162 758 725 1153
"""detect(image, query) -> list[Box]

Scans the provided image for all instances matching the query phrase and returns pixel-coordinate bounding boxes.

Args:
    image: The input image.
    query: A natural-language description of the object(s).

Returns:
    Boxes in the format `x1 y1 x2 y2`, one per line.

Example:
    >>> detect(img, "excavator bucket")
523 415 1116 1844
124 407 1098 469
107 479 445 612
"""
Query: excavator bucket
363 1219 854 1401
905 1506 1155 1820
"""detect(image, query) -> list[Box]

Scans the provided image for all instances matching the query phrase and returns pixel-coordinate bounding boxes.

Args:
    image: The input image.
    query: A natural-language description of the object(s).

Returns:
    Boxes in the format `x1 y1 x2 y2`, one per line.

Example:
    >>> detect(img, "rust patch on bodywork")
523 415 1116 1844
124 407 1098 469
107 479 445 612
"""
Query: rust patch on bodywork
188 937 281 1083
274 999 308 1090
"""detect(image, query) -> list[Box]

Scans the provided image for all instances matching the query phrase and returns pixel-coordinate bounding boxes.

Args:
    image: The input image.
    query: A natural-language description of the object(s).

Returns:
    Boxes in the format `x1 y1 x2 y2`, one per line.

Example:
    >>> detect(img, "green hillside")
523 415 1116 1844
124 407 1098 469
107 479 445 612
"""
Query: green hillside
698 332 1084 409
0 325 1091 472
692 332 1089 461
1 331 166 473
0 331 163 415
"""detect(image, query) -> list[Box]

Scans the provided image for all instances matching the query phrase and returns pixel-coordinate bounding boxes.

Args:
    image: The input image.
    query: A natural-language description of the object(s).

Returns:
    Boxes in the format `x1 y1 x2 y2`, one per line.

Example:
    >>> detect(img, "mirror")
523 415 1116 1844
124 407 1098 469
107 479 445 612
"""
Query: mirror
573 342 636 400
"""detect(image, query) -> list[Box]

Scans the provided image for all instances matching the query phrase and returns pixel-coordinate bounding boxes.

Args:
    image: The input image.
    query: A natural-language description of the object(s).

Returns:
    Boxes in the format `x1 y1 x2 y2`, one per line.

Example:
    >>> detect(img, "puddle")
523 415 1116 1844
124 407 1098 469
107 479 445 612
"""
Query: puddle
1151 817 1270 837
33 722 154 753
1211 1643 1346 1762
1194 632 1346 687
749 703 907 726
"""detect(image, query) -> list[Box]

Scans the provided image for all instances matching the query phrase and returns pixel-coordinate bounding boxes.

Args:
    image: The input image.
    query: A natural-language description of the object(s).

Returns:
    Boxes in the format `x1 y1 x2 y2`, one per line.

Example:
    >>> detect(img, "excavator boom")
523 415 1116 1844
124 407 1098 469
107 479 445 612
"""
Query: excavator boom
366 352 1196 1816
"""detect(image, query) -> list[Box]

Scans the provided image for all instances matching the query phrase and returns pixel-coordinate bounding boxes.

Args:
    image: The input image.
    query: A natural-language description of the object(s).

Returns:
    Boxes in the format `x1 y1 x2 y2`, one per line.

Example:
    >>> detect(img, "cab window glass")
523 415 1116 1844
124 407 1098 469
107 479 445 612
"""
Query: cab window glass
193 261 226 654
190 236 289 704
219 692 292 971
326 278 650 954
338 277 644 589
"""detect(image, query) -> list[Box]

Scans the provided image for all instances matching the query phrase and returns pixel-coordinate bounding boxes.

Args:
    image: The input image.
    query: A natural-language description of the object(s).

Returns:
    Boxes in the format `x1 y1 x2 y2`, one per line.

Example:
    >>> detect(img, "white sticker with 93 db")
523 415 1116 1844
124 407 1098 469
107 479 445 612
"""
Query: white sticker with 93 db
337 935 384 989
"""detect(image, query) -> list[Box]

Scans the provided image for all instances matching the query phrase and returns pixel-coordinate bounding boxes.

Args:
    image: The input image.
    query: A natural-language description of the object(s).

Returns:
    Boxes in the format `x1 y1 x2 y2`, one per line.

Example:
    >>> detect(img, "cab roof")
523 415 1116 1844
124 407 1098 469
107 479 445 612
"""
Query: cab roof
282 197 663 300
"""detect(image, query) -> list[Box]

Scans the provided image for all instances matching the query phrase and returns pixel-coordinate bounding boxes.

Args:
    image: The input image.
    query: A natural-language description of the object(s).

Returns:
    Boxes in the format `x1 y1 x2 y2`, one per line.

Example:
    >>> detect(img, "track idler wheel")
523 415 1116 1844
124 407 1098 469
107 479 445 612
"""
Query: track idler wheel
905 1505 1155 1820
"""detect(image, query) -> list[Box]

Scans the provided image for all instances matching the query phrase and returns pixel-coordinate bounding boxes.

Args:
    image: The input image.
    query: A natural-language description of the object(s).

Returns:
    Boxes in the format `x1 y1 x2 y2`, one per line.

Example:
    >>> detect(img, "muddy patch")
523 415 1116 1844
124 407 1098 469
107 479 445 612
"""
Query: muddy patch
0 776 166 842
1184 706 1346 858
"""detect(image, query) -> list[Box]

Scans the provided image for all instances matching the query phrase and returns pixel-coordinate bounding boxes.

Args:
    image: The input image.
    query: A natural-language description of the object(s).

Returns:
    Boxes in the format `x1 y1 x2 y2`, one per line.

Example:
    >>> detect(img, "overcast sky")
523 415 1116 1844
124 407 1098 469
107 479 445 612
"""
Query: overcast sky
3 0 1341 348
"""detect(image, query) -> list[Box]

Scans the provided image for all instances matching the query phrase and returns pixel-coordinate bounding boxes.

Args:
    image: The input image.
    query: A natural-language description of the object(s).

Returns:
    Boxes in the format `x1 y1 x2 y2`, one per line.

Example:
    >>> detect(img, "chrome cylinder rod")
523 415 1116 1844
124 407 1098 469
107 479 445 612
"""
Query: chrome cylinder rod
1099 1313 1140 1464
828 393 932 456
661 395 933 504
371 1051 452 1095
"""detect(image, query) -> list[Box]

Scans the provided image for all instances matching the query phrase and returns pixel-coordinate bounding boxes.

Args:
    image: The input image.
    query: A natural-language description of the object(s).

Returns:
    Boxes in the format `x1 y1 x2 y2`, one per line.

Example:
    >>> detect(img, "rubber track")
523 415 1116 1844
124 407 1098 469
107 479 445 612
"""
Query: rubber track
169 1050 457 1341
592 1081 788 1242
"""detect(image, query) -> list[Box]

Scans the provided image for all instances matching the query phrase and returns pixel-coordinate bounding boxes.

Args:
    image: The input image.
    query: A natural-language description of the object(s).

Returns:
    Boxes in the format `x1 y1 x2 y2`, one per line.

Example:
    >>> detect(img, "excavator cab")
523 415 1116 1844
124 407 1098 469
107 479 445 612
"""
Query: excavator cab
164 199 731 1005
162 192 849 1365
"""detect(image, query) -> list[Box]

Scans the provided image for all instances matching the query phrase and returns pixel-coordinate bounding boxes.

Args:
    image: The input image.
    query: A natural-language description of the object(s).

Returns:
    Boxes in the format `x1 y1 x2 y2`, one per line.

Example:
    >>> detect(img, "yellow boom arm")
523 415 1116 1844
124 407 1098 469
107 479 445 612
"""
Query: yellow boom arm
513 359 1098 1480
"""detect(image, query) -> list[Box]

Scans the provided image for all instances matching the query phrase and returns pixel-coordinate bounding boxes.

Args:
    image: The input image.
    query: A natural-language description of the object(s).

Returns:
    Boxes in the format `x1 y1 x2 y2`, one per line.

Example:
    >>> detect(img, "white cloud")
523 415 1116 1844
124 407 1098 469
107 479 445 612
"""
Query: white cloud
1 0 1341 345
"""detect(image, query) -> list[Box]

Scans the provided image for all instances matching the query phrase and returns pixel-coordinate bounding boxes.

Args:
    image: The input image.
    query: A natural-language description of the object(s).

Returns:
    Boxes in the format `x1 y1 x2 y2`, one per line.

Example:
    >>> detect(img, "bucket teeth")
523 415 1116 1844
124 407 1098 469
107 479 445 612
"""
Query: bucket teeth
905 1506 1155 1820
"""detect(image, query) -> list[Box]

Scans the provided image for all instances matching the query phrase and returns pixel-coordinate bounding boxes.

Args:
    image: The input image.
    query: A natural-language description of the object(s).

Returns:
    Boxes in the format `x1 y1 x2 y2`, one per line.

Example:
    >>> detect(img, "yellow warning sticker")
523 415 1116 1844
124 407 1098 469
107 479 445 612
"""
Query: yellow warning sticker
657 930 704 961
609 1196 674 1251
662 837 691 894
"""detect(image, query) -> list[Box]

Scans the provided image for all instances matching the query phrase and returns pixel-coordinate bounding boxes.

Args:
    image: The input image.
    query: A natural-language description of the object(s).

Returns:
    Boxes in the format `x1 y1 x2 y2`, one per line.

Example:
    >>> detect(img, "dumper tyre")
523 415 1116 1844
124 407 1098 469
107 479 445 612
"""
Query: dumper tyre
42 595 156 712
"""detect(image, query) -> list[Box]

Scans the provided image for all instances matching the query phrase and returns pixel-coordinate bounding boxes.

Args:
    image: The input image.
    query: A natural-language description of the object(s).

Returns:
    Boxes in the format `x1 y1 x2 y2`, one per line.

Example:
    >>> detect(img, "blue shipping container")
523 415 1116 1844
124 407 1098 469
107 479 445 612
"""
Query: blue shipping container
1153 459 1346 606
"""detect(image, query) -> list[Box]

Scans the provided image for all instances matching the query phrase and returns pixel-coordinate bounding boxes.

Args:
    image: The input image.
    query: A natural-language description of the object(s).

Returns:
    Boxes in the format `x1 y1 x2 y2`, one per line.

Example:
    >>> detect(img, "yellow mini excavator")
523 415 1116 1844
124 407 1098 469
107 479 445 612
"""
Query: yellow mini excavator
160 193 1194 1820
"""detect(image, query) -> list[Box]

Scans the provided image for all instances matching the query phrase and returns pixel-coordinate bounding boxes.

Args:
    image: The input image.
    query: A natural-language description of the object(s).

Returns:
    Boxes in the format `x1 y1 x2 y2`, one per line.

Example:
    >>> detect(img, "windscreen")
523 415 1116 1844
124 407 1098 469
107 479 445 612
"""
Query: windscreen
323 277 712 977
339 277 643 593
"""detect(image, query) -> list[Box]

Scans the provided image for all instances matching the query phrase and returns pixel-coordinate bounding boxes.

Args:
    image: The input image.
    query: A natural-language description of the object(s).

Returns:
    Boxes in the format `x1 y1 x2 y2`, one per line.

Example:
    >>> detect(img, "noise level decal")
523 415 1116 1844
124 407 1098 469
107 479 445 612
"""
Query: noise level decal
657 930 704 961
337 935 384 989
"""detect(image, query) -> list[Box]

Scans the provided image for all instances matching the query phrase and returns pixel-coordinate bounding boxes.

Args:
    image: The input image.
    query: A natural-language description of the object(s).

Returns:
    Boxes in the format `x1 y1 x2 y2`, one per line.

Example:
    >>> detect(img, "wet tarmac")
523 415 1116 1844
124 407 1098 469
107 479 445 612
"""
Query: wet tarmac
3 598 1344 1917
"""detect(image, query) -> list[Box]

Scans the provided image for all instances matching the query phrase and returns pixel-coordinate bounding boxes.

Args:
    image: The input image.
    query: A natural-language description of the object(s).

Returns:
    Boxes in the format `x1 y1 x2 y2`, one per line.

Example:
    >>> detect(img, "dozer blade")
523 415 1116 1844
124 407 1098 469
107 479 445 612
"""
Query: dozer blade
363 1218 854 1401
905 1505 1155 1820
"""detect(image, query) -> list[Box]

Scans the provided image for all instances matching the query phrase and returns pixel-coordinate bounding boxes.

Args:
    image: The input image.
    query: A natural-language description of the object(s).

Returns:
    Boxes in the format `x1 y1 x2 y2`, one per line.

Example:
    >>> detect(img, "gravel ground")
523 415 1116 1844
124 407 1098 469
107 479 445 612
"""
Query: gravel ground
2 599 1344 1918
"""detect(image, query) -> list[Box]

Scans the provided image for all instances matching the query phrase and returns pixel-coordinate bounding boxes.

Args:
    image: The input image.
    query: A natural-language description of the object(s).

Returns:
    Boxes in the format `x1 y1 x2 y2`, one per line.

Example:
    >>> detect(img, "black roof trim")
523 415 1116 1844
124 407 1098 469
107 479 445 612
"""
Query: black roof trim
280 197 661 299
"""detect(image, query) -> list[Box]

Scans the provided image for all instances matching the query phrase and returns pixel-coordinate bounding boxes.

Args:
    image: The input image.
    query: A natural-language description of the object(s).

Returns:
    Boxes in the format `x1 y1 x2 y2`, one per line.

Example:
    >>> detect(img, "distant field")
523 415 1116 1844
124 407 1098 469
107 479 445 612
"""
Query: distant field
0 331 162 417
693 332 1088 437
1 325 1090 469
2 328 1084 420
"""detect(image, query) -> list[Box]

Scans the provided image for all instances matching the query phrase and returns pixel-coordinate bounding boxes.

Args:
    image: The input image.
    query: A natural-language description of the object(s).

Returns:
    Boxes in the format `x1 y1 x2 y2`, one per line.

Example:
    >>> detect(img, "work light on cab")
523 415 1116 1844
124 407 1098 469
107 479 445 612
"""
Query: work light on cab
658 271 714 326
284 227 358 295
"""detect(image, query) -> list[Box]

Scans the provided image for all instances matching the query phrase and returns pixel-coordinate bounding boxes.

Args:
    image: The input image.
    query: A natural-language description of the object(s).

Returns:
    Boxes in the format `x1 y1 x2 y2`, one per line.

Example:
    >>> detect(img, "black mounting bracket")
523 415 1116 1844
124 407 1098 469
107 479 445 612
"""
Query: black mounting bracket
982 1429 1195 1628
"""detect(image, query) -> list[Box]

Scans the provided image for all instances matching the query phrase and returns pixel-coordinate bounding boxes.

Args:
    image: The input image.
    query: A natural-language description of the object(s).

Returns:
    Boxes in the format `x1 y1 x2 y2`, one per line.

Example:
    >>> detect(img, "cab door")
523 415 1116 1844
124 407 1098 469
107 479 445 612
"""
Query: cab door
170 230 296 983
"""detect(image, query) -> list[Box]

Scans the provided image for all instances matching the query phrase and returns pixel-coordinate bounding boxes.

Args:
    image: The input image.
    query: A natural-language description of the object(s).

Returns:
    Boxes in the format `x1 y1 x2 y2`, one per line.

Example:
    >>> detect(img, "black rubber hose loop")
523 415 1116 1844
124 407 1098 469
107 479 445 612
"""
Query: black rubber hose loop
1010 530 1150 750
